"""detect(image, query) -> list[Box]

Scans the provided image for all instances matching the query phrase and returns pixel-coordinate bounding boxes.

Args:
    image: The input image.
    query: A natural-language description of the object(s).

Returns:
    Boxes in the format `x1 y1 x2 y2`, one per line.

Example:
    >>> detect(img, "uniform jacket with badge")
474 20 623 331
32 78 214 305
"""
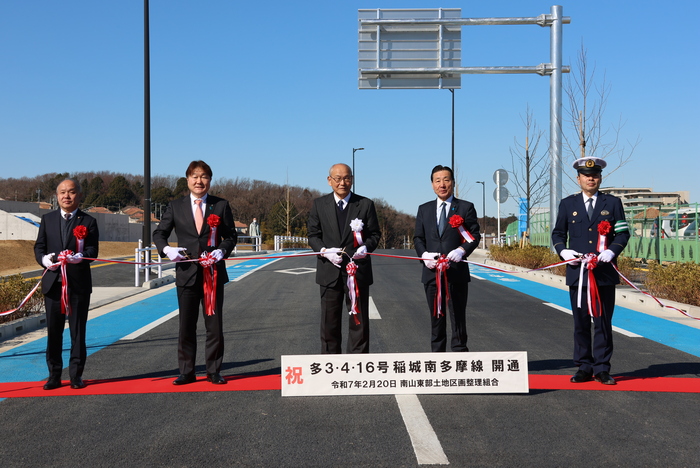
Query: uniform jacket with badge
414 197 481 285
552 192 630 287
34 209 99 295
153 195 237 288
308 192 381 288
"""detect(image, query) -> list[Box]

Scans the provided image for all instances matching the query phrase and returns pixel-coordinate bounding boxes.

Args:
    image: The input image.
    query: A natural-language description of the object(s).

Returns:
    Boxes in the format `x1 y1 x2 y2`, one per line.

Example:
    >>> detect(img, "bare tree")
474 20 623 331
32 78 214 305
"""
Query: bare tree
563 43 639 187
508 105 549 233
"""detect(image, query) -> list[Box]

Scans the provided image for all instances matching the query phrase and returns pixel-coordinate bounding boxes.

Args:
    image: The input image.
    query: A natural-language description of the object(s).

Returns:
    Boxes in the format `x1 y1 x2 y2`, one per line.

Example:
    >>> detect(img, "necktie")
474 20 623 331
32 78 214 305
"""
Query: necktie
62 213 72 245
438 202 447 236
586 198 594 220
194 199 204 233
336 199 348 233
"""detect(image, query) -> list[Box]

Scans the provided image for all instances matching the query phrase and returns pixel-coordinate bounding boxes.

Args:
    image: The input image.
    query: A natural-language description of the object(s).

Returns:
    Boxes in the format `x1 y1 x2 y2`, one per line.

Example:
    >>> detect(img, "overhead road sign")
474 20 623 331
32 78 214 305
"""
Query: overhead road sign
358 8 462 90
358 6 571 246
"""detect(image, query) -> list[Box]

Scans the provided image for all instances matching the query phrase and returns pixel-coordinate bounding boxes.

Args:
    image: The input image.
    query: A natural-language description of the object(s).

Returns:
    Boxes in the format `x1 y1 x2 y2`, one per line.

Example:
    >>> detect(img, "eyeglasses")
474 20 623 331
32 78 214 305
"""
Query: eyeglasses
188 175 211 181
330 176 353 183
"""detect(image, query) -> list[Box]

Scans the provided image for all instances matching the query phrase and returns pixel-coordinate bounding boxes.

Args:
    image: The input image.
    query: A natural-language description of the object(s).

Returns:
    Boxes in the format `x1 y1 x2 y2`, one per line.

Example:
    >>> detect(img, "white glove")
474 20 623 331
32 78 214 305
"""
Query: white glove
163 246 187 262
598 249 615 263
447 247 465 263
352 245 368 259
421 251 438 269
560 249 581 264
210 249 224 263
42 253 59 271
321 247 343 266
66 252 83 264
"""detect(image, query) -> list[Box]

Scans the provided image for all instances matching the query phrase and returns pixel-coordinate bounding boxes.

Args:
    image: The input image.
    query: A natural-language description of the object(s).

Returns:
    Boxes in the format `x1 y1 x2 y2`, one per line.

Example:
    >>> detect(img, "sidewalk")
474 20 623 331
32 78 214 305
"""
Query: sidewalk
469 248 700 331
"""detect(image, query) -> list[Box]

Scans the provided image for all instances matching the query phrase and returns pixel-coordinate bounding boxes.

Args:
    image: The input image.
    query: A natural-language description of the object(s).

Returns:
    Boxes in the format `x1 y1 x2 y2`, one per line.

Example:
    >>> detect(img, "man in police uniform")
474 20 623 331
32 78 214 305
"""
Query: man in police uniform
552 157 630 385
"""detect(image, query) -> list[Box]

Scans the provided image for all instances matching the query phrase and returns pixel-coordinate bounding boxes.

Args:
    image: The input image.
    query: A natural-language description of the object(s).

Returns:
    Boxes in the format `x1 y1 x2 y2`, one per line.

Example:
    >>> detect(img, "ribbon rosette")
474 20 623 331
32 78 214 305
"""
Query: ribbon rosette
433 255 451 318
345 261 361 325
57 250 74 315
597 220 611 252
207 214 221 247
576 253 602 318
73 225 88 253
350 218 364 248
199 252 218 316
449 214 475 244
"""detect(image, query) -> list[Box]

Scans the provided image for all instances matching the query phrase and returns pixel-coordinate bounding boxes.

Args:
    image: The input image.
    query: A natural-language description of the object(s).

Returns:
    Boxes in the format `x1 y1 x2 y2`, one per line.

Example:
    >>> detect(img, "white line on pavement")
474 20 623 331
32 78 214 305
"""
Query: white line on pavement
120 310 178 340
395 394 449 465
231 257 284 282
369 296 381 319
543 303 642 337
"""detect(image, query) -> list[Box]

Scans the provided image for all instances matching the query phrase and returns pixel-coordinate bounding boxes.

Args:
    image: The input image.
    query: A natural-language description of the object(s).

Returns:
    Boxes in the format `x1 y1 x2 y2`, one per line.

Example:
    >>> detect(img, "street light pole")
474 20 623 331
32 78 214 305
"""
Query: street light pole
476 181 486 249
352 147 364 192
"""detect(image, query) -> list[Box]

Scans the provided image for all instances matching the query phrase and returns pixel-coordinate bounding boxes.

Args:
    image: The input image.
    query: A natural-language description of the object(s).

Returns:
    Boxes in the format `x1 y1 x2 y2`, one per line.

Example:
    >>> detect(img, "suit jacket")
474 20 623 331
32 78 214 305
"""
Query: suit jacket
308 192 381 288
34 209 99 295
153 194 237 287
414 197 481 285
552 192 630 286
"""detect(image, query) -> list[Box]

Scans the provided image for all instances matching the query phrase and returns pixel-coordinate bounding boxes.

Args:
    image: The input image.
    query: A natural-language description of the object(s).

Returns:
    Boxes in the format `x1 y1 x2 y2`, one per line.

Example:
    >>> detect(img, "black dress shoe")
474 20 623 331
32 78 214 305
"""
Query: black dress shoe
206 373 227 385
595 371 616 385
570 369 593 383
70 378 87 389
43 376 62 391
172 374 196 385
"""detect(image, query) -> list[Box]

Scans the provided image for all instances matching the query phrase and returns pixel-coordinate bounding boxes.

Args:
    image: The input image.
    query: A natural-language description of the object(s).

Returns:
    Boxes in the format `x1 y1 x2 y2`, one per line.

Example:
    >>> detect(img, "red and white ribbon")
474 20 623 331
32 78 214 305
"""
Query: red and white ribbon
73 225 88 254
345 261 361 325
576 253 602 317
57 250 73 315
597 220 611 252
596 234 607 253
350 218 364 248
457 225 475 243
433 255 451 318
199 252 218 316
448 214 475 243
0 279 42 317
614 265 700 321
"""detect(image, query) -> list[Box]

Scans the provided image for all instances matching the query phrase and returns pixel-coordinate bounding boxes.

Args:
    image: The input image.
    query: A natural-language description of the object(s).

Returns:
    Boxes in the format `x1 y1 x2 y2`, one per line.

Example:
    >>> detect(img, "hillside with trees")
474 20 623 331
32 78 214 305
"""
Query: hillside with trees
0 172 416 249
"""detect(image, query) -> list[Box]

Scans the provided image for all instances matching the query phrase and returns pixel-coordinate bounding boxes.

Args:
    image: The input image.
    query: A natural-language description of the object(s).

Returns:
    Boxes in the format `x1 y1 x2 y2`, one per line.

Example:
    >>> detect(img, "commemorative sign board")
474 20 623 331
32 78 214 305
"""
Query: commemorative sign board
282 351 528 396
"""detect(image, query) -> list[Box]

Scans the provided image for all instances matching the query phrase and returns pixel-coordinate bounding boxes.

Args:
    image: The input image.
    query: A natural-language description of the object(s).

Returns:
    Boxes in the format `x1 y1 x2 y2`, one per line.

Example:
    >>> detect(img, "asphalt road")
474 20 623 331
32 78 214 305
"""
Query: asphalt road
1 250 698 467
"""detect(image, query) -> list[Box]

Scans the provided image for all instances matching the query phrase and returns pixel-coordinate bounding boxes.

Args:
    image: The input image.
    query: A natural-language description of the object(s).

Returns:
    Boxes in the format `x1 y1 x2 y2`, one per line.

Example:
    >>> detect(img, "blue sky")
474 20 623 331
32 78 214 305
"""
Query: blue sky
1 1 698 221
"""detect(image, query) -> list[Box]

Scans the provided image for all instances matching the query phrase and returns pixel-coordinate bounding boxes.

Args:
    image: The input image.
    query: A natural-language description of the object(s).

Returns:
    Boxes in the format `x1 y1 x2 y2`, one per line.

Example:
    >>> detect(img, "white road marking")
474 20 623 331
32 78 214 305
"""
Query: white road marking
231 257 284 282
471 274 485 280
544 302 572 315
121 309 178 340
543 303 642 337
369 296 381 319
395 394 449 465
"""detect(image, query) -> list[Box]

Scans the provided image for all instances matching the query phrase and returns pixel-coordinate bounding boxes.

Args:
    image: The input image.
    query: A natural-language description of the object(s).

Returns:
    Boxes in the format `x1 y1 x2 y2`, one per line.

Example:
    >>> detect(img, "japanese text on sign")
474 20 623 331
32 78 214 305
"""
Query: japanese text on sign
281 351 528 396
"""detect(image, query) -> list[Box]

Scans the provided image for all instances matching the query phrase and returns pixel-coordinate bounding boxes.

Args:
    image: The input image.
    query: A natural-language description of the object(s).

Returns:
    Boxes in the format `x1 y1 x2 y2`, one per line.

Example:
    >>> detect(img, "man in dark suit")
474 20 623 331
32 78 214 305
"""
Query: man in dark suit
153 160 237 385
552 156 630 385
414 165 481 352
34 178 99 390
308 163 381 354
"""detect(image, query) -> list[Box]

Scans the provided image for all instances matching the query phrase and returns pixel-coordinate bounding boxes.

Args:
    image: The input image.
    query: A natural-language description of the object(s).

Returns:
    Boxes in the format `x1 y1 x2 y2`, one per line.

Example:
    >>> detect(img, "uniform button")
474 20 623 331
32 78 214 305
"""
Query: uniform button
589 240 593 244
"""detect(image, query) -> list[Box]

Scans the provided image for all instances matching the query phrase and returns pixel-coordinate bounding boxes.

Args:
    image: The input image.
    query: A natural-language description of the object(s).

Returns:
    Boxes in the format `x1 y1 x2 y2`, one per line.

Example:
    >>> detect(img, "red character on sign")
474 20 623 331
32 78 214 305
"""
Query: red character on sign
285 366 304 384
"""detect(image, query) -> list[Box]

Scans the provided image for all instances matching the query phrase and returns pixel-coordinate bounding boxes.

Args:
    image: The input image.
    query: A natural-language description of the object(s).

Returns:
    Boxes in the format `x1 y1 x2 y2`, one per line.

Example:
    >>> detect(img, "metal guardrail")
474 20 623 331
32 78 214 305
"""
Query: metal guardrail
234 235 262 253
274 235 309 251
135 240 162 287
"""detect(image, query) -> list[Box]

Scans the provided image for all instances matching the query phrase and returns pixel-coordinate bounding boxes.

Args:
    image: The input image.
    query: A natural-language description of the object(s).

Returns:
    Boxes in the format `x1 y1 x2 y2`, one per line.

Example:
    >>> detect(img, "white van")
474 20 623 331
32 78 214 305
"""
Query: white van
657 208 699 238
